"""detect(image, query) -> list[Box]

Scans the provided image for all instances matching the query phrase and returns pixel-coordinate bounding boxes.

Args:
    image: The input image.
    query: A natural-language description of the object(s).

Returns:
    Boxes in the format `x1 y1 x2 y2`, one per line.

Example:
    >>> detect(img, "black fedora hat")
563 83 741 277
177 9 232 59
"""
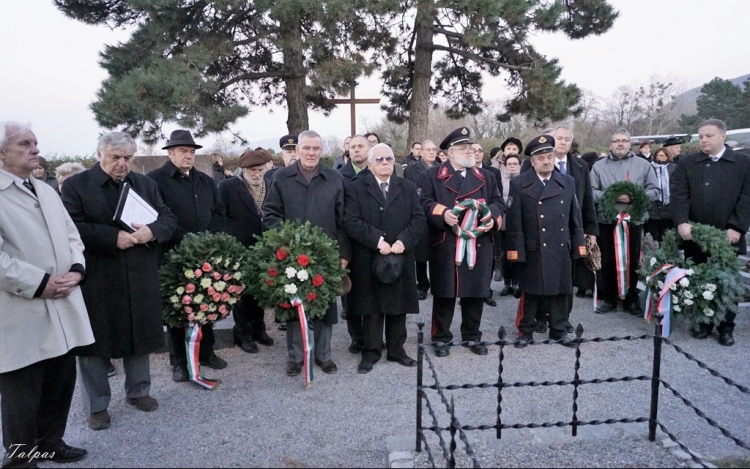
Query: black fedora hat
372 253 404 285
662 136 683 147
162 130 203 150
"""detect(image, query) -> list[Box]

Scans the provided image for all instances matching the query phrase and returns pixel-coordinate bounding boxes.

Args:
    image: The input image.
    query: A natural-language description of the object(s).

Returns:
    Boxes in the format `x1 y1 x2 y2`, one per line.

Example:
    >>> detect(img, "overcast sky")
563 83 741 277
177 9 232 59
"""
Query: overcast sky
2 0 749 155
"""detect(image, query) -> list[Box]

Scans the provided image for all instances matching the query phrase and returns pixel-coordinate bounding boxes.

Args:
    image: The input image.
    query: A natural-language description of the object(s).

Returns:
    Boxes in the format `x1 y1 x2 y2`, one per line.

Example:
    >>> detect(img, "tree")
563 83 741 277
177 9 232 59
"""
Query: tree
380 0 618 145
54 0 397 142
678 78 750 132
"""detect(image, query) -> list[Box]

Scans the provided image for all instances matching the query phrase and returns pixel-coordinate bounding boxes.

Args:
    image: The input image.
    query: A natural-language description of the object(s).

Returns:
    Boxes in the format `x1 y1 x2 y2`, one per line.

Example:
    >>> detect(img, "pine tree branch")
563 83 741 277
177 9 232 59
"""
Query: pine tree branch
430 44 529 72
220 71 286 90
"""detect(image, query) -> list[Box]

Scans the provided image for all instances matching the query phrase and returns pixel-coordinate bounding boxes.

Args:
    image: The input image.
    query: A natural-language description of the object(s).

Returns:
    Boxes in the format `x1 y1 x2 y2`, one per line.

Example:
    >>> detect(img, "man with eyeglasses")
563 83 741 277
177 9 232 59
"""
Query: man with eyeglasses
264 130 351 377
590 128 660 316
417 128 505 357
404 141 422 167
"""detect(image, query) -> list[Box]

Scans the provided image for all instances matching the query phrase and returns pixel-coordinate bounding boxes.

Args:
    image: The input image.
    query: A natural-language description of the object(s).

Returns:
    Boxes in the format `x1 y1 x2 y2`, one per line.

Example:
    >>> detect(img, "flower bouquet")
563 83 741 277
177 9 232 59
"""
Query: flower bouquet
244 220 345 388
639 223 744 336
161 232 248 389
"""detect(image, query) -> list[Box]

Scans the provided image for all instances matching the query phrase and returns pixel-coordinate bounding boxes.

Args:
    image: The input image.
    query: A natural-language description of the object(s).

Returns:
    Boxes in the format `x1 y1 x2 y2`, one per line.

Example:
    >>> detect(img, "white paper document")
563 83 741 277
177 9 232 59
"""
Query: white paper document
116 184 158 231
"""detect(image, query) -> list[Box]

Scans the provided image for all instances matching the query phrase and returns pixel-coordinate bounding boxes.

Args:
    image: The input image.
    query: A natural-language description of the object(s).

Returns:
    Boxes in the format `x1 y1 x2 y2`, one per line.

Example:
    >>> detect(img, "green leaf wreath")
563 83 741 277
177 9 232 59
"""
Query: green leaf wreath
243 220 346 322
598 180 651 223
640 223 745 329
161 232 248 328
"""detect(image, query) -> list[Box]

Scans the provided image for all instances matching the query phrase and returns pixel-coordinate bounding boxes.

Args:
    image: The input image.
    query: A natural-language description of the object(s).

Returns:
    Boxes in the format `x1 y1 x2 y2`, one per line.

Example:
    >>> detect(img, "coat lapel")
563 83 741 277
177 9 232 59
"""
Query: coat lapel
457 167 485 200
366 173 386 205
438 163 463 195
520 169 544 200
384 177 402 209
540 172 564 200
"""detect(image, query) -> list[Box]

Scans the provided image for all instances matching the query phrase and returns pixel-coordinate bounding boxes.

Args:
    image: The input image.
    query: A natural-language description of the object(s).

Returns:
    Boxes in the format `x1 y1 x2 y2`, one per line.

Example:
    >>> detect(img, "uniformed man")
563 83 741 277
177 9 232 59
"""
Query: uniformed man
417 127 505 357
506 135 586 348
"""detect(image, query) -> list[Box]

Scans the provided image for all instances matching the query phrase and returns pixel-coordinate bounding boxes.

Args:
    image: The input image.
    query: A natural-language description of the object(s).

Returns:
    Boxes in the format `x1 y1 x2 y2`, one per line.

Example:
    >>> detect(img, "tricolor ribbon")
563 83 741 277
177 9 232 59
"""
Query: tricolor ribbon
614 212 631 298
291 297 314 390
593 271 598 310
185 323 221 390
453 200 492 270
643 263 687 337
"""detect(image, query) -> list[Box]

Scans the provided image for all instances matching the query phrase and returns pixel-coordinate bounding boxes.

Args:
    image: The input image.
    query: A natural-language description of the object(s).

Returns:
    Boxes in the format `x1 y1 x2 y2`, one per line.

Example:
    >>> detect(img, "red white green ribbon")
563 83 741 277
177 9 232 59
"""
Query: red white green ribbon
451 199 493 270
614 213 631 298
185 324 220 390
643 264 687 337
291 296 314 390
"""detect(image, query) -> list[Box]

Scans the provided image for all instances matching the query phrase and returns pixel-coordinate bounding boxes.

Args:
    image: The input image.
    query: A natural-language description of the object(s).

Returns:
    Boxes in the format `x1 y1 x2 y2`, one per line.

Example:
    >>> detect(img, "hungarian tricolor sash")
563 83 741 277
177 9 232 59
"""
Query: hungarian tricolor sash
451 199 492 270
614 212 631 298
643 264 687 337
185 324 221 390
291 296 314 390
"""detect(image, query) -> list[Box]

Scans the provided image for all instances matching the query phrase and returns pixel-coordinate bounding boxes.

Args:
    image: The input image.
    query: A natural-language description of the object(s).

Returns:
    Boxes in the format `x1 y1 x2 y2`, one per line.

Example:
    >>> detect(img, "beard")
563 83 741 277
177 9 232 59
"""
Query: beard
456 154 476 168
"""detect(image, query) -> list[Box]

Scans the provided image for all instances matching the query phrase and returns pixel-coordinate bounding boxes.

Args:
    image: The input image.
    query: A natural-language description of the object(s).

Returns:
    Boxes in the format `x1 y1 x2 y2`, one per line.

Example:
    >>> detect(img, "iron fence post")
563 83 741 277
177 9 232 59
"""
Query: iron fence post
497 326 505 440
649 315 664 442
449 396 457 469
417 321 425 452
572 324 584 437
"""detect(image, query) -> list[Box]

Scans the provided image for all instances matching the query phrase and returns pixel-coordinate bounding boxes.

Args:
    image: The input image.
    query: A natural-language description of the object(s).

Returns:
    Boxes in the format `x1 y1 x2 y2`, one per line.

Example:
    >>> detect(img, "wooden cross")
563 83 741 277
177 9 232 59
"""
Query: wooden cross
325 87 380 137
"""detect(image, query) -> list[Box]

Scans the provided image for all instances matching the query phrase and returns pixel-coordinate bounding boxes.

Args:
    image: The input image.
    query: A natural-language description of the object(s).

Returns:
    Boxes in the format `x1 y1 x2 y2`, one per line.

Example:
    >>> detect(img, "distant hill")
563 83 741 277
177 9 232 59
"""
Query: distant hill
673 73 750 113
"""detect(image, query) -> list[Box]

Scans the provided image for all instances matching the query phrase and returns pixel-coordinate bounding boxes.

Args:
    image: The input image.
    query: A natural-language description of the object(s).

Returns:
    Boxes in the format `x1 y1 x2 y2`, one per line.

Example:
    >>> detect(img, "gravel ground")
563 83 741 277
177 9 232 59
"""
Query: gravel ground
2 277 748 468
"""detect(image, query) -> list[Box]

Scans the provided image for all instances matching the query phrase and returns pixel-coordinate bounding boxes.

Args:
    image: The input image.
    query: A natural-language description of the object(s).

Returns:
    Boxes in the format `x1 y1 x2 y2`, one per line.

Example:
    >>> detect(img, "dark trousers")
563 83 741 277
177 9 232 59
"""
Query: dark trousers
361 313 407 363
0 351 76 467
168 323 216 368
644 218 673 244
599 223 643 306
516 292 569 338
416 261 430 292
233 294 267 339
431 297 483 344
344 293 364 344
683 241 736 334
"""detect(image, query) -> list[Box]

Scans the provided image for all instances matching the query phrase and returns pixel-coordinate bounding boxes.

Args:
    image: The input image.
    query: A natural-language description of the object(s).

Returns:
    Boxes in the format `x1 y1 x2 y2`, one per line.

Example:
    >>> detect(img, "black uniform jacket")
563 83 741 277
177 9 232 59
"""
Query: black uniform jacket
522 155 598 237
344 172 426 316
147 160 226 253
403 159 437 262
505 169 586 296
61 164 177 357
417 162 505 298
217 176 263 247
671 146 750 254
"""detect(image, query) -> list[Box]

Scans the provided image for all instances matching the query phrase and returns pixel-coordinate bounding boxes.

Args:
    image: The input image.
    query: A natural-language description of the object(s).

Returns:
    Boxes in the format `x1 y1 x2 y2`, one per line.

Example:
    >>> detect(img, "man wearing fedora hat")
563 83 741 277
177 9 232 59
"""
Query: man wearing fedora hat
147 129 228 382
344 143 426 373
218 150 275 354
663 136 683 162
417 127 505 358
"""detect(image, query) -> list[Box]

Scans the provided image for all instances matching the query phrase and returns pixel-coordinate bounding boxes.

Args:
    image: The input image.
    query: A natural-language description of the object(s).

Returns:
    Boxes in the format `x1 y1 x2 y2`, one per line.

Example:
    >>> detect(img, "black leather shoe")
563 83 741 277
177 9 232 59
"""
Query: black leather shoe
552 334 577 348
172 366 189 383
40 443 87 463
469 344 488 356
575 288 586 298
357 360 374 374
314 359 338 374
513 287 522 299
200 354 227 370
252 332 274 346
286 361 303 377
624 302 643 316
417 290 428 301
535 322 548 334
105 358 116 378
341 310 347 320
692 328 711 340
718 332 735 346
514 335 531 349
595 302 617 314
388 355 417 367
565 322 574 334
499 285 512 296
348 340 362 354
278 322 287 331
483 296 498 307
434 346 450 357
234 334 259 354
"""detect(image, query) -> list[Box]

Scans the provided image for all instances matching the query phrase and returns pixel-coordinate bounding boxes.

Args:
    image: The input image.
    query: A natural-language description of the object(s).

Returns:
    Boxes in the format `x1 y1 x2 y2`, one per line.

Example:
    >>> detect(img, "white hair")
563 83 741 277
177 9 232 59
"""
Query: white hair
298 130 322 142
97 131 136 153
55 162 86 178
367 143 394 162
0 120 32 150
553 125 574 140
422 139 436 148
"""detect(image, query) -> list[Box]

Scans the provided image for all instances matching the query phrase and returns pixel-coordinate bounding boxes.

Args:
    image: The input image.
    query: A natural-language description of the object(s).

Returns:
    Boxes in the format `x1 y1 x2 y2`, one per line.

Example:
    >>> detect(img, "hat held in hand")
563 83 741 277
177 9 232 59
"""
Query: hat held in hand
372 253 404 284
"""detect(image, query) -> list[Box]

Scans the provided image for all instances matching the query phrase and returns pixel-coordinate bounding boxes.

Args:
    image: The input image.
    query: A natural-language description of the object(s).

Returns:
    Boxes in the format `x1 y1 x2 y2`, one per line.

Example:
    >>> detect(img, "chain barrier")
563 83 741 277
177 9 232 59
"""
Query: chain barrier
662 338 750 394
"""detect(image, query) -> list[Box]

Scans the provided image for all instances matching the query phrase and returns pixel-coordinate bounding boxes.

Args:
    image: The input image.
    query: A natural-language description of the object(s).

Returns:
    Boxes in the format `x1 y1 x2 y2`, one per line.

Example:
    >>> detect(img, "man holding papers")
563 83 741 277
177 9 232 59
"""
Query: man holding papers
61 131 176 431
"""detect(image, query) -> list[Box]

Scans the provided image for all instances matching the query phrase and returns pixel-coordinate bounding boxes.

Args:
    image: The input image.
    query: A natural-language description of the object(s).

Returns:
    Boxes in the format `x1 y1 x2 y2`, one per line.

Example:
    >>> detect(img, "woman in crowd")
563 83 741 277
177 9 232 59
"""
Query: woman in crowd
497 154 522 297
211 153 234 184
55 162 86 194
643 146 675 243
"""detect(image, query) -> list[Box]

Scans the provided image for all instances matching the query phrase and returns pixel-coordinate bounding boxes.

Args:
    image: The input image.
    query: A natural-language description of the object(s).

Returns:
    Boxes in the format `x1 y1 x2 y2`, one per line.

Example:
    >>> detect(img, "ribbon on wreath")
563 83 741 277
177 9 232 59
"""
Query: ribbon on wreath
291 296 314 390
185 323 221 390
451 199 493 270
614 212 631 298
643 264 688 337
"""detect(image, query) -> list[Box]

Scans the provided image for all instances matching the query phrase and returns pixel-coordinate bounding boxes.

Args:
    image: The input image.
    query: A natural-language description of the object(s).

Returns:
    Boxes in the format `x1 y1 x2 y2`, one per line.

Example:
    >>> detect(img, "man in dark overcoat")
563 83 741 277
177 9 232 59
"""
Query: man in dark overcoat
62 131 176 430
263 130 352 376
671 119 750 346
218 150 275 354
417 127 504 357
404 140 439 300
147 130 228 381
506 136 586 347
344 143 427 373
472 142 503 308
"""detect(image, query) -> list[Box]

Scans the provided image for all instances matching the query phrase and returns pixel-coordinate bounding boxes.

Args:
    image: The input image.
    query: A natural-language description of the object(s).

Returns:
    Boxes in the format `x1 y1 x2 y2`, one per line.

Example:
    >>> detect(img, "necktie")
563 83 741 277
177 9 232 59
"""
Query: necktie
542 179 548 185
559 161 566 174
459 170 466 178
23 180 37 196
710 156 719 162
380 181 388 199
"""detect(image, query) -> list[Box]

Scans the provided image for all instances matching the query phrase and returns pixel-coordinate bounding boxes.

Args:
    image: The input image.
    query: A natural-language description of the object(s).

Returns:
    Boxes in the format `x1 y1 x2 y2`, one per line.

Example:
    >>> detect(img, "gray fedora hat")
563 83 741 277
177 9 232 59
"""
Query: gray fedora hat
162 130 203 150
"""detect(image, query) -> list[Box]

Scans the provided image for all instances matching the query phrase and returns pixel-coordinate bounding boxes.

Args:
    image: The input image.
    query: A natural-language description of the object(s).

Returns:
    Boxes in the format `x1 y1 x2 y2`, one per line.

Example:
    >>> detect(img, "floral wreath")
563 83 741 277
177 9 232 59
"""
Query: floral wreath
243 220 346 322
450 199 493 239
640 223 744 329
598 180 650 223
161 232 248 328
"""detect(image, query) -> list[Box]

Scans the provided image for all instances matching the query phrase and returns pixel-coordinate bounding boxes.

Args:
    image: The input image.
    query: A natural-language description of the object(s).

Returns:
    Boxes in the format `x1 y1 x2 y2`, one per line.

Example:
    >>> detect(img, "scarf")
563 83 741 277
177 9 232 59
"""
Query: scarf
242 174 266 214
650 160 670 205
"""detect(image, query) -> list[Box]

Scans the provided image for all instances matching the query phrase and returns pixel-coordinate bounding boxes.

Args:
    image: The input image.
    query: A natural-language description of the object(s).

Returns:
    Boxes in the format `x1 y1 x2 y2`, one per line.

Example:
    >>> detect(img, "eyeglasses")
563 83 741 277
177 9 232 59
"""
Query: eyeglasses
374 156 395 164
611 139 630 144
505 162 520 167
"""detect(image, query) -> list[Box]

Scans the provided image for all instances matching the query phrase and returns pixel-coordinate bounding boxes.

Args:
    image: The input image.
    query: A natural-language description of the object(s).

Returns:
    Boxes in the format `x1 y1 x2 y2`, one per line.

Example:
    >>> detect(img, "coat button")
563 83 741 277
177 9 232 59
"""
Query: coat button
540 215 544 218
560 200 564 204
379 207 383 211
477 244 481 248
705 182 709 186
543 243 547 247
542 228 546 232
15 288 22 294
561 228 564 231
539 201 542 205
561 243 564 246
35 203 40 208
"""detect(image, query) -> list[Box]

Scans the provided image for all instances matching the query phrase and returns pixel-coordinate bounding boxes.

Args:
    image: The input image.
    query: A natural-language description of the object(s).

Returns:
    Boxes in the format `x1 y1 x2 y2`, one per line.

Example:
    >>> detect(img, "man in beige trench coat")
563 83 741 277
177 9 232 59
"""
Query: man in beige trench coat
0 121 94 468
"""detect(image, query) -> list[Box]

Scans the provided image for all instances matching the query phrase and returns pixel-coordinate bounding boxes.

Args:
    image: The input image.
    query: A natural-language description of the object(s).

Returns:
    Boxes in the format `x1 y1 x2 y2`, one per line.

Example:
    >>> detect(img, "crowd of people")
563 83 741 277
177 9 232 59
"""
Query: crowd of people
1 117 748 467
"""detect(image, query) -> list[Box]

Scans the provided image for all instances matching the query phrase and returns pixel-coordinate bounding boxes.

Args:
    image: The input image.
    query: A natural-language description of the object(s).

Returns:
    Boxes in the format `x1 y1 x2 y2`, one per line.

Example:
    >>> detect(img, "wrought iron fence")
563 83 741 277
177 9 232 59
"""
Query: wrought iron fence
415 317 750 468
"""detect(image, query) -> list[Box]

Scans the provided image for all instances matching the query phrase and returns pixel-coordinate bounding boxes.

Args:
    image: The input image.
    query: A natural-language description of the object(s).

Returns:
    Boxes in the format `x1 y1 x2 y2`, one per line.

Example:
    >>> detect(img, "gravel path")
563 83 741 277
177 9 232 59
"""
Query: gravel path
3 277 748 468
